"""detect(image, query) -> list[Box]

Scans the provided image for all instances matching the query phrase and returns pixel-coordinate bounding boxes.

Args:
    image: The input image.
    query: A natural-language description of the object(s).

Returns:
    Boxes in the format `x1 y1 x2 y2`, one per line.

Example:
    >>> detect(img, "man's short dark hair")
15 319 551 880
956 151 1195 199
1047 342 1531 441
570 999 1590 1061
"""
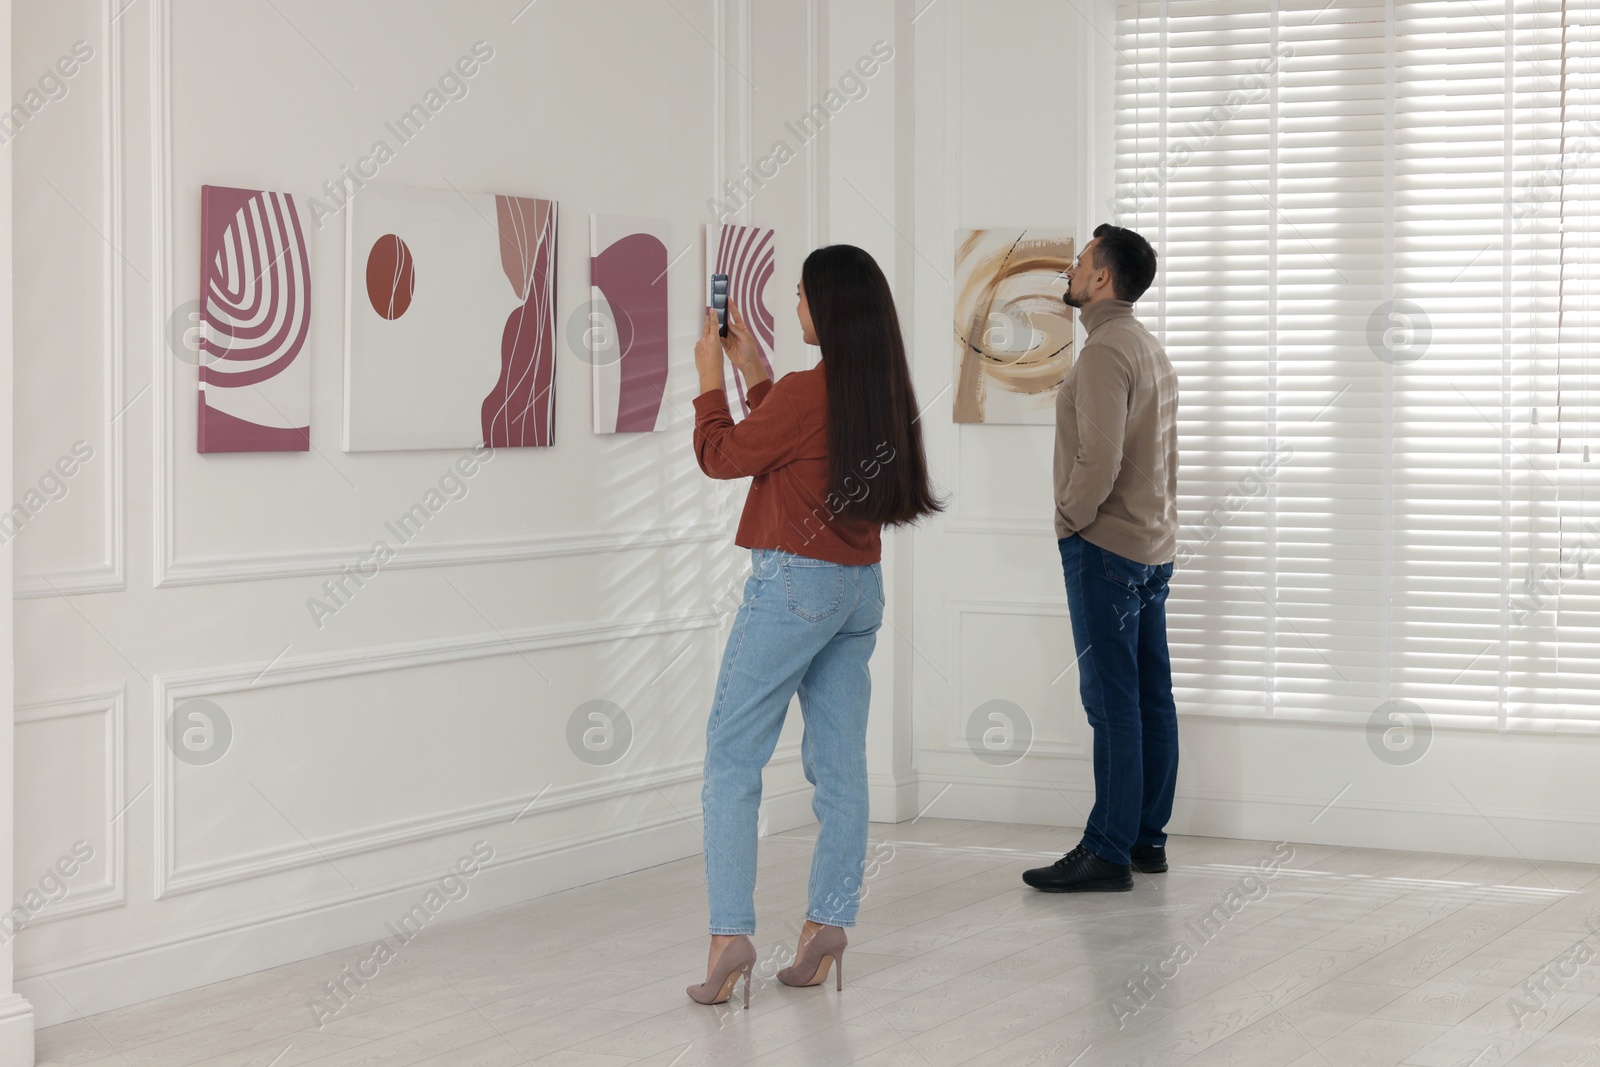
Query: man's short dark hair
1091 223 1158 303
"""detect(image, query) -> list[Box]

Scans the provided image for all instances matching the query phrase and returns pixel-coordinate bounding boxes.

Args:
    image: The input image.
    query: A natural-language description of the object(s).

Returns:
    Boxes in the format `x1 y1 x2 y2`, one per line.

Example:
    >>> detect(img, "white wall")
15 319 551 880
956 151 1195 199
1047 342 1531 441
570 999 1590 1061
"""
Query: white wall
822 1 918 824
10 0 861 1030
903 0 1112 837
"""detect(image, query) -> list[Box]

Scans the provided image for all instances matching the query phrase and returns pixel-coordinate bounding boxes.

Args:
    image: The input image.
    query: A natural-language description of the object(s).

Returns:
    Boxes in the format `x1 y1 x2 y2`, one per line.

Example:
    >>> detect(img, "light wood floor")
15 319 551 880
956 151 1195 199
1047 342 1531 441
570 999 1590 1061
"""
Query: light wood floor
34 819 1600 1066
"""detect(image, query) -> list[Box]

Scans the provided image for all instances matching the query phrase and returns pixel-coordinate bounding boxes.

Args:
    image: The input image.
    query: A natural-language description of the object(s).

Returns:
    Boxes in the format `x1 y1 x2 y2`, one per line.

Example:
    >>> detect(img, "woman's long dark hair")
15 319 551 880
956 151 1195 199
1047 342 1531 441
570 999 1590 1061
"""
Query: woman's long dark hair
802 244 945 527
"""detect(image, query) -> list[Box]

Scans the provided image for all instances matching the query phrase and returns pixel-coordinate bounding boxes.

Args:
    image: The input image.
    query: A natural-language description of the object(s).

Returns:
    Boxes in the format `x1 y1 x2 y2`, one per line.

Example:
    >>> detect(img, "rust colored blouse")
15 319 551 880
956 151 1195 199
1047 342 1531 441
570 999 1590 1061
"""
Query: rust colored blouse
692 363 882 566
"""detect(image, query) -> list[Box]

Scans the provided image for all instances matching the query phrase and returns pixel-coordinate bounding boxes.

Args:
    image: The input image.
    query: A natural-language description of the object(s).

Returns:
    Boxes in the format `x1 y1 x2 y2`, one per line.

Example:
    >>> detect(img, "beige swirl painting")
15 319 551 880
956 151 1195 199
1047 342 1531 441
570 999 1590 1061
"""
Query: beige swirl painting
952 229 1076 424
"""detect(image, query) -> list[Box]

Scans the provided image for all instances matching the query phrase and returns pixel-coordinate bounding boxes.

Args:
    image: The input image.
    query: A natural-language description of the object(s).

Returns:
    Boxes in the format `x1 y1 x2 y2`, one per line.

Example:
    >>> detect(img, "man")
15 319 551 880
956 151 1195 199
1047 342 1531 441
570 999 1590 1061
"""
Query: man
1023 223 1179 893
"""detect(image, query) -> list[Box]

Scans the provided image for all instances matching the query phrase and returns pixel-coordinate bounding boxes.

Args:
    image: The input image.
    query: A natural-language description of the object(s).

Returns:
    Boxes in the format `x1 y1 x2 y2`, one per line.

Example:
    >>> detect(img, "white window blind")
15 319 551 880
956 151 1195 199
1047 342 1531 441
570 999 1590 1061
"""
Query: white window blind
1114 0 1600 730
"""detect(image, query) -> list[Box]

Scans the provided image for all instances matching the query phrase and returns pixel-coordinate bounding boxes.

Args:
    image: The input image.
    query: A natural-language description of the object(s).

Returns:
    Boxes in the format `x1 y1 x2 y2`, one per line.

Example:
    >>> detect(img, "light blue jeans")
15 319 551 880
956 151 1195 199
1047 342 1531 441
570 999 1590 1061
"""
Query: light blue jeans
702 547 884 935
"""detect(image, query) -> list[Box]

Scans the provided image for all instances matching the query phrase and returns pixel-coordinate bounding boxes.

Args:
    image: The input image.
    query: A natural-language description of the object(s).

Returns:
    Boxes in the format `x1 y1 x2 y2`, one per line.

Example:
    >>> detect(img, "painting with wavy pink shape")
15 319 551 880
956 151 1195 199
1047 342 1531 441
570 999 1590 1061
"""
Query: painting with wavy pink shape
482 195 557 447
705 223 777 419
591 214 669 433
344 183 557 451
198 185 312 453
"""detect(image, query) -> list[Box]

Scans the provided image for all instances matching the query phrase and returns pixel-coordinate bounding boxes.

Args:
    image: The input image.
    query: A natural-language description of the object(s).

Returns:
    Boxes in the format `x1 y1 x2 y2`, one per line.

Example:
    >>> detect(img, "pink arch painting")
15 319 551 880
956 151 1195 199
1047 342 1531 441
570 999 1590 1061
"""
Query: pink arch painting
591 216 670 433
481 195 558 447
197 185 312 452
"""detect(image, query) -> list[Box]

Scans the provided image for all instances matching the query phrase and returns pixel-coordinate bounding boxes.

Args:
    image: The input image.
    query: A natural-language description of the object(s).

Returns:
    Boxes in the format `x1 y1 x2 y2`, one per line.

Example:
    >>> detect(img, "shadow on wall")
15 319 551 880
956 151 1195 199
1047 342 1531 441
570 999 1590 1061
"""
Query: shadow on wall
579 364 752 853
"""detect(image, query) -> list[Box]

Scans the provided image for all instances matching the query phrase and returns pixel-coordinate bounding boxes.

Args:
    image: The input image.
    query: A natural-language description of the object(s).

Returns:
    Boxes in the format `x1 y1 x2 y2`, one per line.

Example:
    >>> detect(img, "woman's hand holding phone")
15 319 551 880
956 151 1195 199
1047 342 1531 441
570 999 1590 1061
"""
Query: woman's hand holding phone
723 300 767 387
696 299 768 395
696 309 727 393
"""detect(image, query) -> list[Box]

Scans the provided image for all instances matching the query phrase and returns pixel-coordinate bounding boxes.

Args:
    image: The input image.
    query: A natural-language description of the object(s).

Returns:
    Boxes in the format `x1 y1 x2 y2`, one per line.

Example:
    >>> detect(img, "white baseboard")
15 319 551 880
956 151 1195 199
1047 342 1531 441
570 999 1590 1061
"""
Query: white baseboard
20 783 819 1029
0 995 34 1067
868 772 920 823
911 774 1600 865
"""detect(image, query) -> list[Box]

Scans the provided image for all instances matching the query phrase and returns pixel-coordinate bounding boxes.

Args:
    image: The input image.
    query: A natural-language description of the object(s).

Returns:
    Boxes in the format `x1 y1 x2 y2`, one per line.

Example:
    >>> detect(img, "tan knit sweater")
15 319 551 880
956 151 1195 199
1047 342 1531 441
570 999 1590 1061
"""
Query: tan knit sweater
1053 298 1179 565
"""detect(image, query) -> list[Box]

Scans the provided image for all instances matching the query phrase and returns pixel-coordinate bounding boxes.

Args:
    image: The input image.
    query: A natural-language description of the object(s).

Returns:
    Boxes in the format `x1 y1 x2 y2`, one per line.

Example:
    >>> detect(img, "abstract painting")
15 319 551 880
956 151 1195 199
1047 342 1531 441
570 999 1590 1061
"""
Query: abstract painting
952 229 1075 425
591 214 669 433
705 223 777 418
345 182 557 451
198 185 312 452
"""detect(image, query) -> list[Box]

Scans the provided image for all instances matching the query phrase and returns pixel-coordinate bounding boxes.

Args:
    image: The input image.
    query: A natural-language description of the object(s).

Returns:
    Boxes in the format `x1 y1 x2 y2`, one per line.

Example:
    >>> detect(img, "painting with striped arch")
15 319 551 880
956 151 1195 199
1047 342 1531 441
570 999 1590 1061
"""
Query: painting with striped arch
705 223 777 419
197 184 312 453
344 182 558 451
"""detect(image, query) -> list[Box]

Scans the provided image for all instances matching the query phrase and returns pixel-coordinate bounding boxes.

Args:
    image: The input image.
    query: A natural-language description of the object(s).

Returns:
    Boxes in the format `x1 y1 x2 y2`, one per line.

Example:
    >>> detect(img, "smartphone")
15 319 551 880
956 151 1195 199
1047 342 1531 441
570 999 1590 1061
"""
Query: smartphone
710 273 730 338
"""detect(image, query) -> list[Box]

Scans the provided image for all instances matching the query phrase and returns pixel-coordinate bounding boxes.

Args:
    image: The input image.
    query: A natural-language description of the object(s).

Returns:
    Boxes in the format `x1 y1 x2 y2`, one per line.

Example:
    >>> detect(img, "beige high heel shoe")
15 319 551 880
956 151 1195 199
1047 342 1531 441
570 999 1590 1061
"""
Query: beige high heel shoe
777 923 846 990
685 935 757 1008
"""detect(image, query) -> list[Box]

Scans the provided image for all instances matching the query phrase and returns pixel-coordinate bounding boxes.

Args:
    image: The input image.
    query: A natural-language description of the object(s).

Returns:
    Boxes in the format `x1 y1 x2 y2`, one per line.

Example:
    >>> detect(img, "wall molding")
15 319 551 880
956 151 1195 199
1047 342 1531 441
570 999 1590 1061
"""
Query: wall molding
867 770 918 823
739 0 752 229
150 0 177 589
942 0 963 505
946 597 1085 759
153 607 725 897
13 684 127 921
16 0 126 599
806 0 826 249
0 994 34 1067
22 775 819 1028
158 520 727 587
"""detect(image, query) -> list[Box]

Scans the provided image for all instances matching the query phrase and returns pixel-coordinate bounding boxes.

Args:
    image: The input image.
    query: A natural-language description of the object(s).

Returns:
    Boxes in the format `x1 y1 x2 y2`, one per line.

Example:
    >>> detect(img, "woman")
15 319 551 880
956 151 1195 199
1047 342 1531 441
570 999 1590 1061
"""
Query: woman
685 244 943 1009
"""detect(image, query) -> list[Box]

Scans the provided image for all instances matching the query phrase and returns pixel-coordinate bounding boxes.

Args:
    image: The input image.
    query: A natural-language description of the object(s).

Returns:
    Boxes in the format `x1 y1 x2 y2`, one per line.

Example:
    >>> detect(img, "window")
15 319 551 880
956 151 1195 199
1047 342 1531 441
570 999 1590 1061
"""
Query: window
1114 0 1600 729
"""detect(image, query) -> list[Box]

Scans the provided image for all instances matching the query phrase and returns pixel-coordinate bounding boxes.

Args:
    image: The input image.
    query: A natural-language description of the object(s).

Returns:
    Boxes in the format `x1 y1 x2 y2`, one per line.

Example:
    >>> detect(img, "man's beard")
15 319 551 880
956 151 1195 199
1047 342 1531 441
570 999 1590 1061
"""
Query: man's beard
1063 286 1087 309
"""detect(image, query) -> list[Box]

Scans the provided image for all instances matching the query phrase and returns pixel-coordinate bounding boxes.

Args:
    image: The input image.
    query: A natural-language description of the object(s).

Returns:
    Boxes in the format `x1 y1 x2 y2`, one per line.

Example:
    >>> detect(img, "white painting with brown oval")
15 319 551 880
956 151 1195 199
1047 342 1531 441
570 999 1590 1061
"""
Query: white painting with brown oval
952 229 1075 424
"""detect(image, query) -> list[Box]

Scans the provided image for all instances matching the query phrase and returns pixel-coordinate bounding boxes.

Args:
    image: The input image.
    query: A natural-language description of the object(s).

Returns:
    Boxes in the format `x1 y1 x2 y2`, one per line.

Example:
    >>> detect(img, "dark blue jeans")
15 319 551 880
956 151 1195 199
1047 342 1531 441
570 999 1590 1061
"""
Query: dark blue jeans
1058 534 1179 866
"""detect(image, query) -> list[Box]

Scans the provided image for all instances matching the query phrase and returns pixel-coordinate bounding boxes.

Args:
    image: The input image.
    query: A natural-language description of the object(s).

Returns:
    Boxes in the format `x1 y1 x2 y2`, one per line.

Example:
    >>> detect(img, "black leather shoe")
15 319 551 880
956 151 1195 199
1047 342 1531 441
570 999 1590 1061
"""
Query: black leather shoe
1130 844 1168 873
1022 845 1133 893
